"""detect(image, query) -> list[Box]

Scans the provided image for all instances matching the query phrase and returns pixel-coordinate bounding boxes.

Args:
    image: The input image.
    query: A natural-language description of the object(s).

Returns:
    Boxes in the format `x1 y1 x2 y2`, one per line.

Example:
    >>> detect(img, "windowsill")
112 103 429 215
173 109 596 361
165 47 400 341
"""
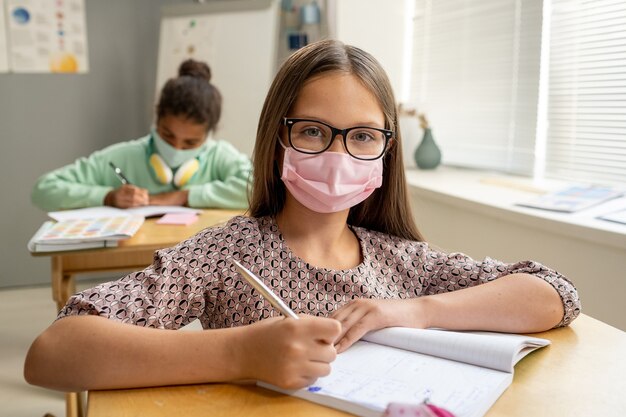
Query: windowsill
405 166 626 250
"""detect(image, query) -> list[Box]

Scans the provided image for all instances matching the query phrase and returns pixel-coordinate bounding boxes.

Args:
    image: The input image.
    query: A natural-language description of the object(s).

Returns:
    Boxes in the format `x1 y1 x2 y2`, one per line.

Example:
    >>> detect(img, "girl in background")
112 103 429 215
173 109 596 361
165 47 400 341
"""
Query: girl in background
32 59 251 210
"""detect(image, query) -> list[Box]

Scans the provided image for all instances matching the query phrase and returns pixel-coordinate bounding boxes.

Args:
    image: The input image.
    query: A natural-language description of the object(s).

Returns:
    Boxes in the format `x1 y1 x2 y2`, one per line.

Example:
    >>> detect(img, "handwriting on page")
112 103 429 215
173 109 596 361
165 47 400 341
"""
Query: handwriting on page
310 341 510 417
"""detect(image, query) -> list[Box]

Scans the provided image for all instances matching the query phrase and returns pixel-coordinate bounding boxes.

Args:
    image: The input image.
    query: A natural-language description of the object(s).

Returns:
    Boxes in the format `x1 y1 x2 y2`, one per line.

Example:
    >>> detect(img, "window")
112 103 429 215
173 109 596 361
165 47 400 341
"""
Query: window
542 0 626 185
410 0 543 175
409 0 626 185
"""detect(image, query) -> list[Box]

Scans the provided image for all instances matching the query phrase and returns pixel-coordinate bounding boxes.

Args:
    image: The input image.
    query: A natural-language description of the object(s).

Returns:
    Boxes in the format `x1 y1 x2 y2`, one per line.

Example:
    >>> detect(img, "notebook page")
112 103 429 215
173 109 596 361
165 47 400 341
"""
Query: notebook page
273 341 513 417
48 206 126 221
125 205 201 218
363 328 549 373
48 205 201 221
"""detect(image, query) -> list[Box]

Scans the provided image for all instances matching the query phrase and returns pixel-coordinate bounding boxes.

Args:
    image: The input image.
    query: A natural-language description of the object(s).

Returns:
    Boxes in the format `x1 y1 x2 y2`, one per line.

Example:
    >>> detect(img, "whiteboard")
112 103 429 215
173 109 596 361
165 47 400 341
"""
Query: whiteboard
156 0 280 156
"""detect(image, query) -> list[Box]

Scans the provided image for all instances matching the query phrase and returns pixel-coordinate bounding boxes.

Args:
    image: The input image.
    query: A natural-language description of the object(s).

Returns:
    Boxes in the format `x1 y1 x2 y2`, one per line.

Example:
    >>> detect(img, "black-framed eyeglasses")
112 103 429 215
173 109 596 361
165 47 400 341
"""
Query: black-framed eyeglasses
282 118 393 161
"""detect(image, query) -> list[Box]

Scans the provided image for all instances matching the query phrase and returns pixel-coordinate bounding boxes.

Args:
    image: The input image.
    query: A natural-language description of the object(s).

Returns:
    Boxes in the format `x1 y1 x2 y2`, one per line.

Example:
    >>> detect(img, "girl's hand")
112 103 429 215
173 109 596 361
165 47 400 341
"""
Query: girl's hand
105 185 149 208
330 298 429 353
241 315 341 390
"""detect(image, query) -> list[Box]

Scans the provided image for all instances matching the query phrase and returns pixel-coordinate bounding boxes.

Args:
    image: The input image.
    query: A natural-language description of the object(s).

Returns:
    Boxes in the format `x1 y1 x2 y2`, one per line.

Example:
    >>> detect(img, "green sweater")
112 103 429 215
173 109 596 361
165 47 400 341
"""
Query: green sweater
32 135 252 211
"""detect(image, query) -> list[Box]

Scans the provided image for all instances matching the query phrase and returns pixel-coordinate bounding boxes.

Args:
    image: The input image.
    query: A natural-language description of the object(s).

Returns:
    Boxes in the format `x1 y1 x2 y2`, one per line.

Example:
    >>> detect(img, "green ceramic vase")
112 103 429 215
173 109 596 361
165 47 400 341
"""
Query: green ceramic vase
414 128 441 169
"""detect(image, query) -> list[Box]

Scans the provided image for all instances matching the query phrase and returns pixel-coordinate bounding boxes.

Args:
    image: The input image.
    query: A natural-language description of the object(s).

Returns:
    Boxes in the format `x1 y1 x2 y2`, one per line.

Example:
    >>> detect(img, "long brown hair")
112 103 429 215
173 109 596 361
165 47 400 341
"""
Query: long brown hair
249 40 423 241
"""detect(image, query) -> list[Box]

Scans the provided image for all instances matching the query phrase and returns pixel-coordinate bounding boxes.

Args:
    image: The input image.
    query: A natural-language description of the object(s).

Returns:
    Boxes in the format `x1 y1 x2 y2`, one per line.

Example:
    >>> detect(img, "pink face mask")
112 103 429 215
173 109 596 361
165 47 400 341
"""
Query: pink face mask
281 147 384 213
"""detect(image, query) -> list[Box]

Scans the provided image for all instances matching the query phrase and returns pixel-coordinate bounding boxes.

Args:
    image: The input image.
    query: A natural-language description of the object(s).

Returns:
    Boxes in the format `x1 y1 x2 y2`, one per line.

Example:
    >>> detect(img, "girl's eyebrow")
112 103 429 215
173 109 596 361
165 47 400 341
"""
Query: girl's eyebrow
292 115 384 128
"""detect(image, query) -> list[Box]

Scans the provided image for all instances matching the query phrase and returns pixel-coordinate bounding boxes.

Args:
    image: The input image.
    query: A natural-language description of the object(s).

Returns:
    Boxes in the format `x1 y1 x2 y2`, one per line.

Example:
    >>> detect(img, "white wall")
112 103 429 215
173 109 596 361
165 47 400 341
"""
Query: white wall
333 0 409 100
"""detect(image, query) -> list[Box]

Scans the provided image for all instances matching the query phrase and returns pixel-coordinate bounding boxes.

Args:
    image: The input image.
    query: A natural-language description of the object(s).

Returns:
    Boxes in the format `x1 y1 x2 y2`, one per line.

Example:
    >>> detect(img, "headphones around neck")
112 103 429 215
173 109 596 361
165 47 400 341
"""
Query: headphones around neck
148 136 200 188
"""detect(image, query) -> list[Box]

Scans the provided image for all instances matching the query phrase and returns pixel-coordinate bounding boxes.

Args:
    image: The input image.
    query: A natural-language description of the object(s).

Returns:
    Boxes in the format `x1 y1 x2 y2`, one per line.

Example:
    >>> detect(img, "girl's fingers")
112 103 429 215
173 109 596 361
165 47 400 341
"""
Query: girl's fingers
331 300 364 327
308 340 338 364
304 361 333 380
335 307 369 344
336 317 372 353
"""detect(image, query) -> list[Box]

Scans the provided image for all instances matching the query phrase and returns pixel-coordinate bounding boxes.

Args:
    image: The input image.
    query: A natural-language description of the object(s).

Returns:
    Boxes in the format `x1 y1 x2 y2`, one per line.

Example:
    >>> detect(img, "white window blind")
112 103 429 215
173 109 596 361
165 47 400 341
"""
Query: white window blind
410 0 543 175
543 0 626 185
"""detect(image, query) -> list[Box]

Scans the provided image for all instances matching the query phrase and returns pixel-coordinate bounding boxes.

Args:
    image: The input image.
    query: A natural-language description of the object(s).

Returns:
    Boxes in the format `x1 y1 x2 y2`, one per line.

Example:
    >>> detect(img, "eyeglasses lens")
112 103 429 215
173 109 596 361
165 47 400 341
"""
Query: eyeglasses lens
289 120 386 159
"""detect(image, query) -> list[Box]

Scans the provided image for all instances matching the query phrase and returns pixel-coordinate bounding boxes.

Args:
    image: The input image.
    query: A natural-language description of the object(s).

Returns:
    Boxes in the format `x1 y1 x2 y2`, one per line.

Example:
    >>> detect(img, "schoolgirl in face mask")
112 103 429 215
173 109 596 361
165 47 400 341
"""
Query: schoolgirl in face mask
25 40 580 395
31 59 252 211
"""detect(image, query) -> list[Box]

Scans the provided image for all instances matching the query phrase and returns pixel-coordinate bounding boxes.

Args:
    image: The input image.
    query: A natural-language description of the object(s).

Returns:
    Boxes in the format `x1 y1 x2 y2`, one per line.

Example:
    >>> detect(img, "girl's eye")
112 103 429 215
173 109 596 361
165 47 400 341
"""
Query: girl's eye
352 131 375 142
161 131 175 141
303 127 323 137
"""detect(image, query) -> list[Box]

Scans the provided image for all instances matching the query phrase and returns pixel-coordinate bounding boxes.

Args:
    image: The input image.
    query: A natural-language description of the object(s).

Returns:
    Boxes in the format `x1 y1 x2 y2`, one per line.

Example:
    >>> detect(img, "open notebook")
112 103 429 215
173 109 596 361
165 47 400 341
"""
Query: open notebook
260 327 549 417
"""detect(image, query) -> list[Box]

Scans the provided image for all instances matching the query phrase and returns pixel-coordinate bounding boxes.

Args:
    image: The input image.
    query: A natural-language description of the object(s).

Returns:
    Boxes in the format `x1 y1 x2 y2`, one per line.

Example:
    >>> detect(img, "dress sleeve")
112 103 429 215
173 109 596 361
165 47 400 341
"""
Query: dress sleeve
57 237 207 330
420 246 581 327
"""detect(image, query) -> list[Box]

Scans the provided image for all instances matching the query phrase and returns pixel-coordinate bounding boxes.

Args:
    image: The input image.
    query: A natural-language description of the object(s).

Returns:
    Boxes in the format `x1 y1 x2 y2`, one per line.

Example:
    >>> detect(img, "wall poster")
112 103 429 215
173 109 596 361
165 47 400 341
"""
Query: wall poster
5 0 89 73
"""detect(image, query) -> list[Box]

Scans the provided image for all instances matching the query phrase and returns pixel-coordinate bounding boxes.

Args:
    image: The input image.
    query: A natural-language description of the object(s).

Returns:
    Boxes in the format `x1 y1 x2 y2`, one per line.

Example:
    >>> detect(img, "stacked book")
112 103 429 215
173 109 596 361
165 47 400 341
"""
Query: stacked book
28 205 202 253
28 215 144 253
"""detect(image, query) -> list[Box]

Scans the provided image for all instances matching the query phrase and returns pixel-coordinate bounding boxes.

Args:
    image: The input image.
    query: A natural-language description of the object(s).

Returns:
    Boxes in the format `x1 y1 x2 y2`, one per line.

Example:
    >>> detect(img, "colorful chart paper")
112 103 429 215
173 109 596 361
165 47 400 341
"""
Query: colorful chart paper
37 216 144 243
5 0 89 73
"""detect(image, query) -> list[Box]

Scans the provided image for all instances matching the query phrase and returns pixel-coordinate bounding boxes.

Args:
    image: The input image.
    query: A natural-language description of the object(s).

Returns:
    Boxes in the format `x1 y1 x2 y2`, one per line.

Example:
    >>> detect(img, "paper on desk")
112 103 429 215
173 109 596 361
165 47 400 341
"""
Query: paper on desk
156 212 199 226
598 208 626 226
516 185 623 213
126 206 201 218
49 206 201 221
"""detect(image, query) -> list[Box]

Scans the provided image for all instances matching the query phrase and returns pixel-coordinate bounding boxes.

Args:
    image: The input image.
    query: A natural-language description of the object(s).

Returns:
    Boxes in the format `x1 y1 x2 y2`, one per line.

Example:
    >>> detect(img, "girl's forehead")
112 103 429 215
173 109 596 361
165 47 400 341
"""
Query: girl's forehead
158 114 208 138
291 72 385 127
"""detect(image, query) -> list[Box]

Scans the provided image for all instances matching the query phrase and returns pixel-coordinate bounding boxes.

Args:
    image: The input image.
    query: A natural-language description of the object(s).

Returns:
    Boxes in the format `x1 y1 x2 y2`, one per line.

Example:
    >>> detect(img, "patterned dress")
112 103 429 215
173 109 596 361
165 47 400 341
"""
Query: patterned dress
59 216 581 328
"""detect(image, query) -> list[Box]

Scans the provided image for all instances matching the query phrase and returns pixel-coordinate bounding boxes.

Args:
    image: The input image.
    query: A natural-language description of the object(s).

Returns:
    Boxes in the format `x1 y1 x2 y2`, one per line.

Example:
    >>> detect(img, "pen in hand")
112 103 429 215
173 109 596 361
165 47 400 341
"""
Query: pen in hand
109 162 132 185
105 162 148 208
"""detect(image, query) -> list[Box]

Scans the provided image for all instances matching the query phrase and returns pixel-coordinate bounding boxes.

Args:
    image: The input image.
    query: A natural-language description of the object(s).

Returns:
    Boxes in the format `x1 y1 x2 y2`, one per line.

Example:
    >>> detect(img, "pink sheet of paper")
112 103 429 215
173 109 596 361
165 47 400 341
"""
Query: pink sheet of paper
156 213 199 226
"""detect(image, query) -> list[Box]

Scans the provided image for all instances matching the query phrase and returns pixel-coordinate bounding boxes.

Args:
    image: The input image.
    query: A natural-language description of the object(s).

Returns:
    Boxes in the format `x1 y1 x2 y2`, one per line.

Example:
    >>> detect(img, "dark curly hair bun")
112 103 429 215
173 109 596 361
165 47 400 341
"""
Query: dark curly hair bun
178 59 212 82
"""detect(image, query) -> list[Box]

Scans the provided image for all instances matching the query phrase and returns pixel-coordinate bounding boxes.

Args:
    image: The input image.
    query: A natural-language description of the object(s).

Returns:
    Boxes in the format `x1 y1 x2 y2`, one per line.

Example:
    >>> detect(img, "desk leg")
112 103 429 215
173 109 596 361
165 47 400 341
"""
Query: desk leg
66 391 85 417
51 257 83 417
51 256 77 312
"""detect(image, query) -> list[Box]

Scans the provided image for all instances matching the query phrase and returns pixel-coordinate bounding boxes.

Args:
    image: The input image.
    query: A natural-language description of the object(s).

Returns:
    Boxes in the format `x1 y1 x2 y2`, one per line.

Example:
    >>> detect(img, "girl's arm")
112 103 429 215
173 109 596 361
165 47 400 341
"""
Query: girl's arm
24 314 340 392
332 273 564 353
31 153 115 211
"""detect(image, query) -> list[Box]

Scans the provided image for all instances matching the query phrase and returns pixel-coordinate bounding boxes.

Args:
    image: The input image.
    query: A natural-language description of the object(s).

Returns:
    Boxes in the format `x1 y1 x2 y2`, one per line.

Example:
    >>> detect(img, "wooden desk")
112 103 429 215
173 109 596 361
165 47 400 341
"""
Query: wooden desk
31 209 243 417
32 209 243 311
86 314 626 417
